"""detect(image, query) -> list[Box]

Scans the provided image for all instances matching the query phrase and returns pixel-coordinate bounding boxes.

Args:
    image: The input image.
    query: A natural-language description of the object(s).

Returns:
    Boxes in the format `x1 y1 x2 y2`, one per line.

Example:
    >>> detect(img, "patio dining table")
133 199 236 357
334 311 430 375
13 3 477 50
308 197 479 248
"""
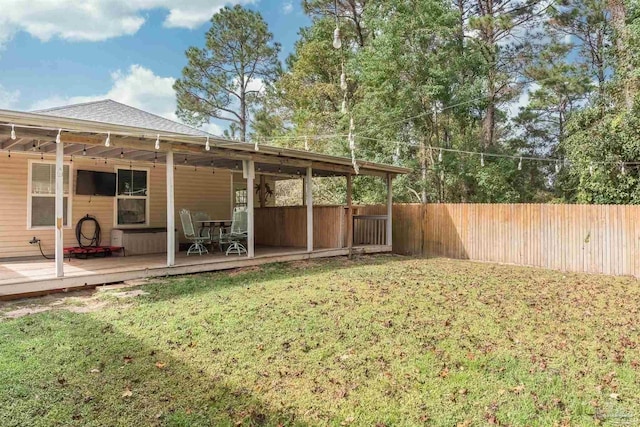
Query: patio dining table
195 219 232 238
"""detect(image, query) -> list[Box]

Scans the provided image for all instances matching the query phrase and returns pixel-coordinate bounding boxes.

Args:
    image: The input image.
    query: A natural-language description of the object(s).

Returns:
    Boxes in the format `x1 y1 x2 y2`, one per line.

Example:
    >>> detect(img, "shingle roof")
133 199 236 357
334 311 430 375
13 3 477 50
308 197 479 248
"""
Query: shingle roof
33 99 209 137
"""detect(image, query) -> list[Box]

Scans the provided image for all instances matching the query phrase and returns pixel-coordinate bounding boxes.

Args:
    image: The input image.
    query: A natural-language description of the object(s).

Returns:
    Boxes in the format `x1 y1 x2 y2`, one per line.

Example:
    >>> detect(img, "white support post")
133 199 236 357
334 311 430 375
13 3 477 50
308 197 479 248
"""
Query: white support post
54 140 64 277
246 160 255 258
166 151 175 266
306 166 313 252
386 173 393 247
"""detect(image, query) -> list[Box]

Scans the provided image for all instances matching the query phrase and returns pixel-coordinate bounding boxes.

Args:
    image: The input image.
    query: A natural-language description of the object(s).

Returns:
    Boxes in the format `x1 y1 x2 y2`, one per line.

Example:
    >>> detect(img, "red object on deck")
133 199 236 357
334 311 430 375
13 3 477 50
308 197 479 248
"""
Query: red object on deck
63 246 125 259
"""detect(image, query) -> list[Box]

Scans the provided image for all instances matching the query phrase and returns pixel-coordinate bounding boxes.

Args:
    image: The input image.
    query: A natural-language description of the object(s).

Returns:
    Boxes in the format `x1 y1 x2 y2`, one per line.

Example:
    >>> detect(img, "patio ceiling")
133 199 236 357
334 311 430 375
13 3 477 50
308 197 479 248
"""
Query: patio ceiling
0 109 410 179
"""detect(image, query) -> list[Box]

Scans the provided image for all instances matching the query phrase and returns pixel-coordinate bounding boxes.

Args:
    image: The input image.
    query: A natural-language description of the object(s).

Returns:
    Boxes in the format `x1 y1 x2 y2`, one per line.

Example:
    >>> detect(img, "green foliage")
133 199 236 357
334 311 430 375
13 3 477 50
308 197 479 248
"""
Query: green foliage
174 5 281 142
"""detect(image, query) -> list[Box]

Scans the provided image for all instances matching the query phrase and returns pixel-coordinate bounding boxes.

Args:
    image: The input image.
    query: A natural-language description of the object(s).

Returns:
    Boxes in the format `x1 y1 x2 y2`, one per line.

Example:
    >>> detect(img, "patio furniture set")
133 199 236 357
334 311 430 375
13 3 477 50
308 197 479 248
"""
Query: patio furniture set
179 208 248 256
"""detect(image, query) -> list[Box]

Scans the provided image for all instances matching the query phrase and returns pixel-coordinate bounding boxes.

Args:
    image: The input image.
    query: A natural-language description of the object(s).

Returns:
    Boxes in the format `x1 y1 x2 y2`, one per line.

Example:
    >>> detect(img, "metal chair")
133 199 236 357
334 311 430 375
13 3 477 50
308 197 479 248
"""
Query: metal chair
179 209 210 255
192 211 218 250
220 207 247 256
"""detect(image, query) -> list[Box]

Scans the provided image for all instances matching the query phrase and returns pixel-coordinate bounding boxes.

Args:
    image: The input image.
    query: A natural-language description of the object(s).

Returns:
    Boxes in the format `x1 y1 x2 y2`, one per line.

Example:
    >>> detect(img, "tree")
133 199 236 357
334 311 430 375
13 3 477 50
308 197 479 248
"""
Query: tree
174 5 281 142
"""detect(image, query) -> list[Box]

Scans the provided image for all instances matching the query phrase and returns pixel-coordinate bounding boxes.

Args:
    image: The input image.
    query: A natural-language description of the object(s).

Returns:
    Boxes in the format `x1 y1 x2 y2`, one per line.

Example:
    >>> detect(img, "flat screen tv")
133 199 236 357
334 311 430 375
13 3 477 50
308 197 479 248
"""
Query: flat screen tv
76 170 117 196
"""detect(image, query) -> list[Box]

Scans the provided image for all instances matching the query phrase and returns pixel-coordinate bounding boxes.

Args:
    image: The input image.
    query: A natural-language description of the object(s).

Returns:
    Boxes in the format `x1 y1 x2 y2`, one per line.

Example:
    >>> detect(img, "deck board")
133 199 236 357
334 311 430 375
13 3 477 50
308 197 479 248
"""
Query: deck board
0 245 392 297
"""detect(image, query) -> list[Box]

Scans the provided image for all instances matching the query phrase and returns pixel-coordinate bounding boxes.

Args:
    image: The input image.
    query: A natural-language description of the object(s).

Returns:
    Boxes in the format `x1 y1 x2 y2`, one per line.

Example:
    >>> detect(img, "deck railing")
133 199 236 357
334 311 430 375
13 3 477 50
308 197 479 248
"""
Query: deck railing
352 215 388 246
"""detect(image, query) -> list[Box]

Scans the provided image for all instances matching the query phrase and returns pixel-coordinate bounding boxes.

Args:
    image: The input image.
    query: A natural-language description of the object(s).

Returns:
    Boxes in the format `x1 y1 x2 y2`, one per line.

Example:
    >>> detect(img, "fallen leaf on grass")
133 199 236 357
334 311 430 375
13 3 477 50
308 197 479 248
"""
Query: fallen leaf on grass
155 362 166 369
122 388 133 398
89 368 100 374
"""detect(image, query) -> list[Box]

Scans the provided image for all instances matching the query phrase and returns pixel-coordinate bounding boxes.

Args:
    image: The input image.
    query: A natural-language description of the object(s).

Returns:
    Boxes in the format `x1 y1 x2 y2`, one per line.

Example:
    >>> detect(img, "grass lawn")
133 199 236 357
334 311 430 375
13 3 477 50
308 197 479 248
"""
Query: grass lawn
1 256 640 426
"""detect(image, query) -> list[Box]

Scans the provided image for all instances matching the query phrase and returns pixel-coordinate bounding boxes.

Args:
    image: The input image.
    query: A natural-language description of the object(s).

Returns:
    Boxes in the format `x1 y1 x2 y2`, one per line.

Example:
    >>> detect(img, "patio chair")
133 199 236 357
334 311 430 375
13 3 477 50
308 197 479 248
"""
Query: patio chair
192 211 218 250
220 207 247 256
179 209 210 256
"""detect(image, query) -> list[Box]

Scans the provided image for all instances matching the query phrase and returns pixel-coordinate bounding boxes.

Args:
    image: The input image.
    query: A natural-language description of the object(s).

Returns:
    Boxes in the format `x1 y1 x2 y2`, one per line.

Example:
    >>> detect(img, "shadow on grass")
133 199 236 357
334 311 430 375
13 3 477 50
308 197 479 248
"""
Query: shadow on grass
139 254 408 303
0 310 308 427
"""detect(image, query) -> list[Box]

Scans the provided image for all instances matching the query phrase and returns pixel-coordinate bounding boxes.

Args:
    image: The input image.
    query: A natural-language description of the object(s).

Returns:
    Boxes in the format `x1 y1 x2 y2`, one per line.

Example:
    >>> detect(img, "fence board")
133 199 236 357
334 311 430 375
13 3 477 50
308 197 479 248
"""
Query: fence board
361 203 639 278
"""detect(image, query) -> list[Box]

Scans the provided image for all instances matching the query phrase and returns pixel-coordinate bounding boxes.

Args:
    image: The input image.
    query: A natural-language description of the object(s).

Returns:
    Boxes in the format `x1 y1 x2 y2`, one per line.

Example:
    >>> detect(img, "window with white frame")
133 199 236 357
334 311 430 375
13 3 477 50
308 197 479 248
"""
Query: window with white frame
29 162 71 228
116 168 149 226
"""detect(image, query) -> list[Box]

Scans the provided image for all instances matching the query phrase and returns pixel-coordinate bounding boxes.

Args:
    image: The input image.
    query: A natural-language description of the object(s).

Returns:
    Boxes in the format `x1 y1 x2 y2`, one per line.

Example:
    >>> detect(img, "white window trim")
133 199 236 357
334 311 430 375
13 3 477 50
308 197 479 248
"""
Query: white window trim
27 159 73 230
113 166 150 228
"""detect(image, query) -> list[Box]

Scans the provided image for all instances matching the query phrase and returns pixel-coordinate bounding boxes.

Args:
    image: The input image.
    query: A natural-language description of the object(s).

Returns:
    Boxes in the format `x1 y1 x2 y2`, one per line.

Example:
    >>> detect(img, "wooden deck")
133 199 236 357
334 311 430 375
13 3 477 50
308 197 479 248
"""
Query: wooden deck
0 245 391 297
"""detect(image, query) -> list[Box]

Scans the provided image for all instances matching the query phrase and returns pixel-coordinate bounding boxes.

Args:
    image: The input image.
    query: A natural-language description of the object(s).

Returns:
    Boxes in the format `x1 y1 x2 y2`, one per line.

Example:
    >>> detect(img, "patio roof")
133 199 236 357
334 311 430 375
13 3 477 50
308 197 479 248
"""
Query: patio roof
0 105 410 178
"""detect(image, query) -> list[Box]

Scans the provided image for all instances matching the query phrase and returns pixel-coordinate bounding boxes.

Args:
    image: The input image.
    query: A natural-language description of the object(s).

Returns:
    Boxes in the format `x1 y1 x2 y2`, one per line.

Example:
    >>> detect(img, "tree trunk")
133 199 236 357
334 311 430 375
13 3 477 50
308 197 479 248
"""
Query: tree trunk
608 0 633 110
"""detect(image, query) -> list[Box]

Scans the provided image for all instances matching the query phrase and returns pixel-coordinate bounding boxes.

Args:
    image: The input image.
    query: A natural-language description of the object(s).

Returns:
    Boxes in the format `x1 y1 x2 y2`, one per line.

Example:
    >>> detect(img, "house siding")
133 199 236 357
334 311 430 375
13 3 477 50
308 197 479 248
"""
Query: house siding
0 154 234 259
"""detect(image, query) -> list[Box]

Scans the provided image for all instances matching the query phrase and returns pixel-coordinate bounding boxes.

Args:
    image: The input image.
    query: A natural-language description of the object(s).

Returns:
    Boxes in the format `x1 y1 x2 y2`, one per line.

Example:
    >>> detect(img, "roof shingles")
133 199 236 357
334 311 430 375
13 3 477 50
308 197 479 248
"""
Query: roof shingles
33 99 209 137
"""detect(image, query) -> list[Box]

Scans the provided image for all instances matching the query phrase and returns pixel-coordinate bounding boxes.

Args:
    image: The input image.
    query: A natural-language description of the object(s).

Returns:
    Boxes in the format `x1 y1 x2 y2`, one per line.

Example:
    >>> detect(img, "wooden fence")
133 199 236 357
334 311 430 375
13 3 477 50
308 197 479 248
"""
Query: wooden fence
255 206 346 249
357 203 640 277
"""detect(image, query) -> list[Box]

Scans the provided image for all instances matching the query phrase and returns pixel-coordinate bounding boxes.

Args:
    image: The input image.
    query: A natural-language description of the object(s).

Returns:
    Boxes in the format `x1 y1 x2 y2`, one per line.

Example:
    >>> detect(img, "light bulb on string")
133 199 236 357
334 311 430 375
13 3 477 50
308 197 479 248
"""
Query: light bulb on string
589 163 593 176
555 161 561 173
438 149 443 163
254 139 259 151
184 156 188 165
480 153 485 167
105 132 111 147
304 136 309 151
621 162 626 175
340 72 347 91
120 149 124 159
205 136 210 151
155 134 160 150
82 145 87 156
10 125 16 140
518 157 522 171
333 26 342 49
55 129 62 144
341 99 347 114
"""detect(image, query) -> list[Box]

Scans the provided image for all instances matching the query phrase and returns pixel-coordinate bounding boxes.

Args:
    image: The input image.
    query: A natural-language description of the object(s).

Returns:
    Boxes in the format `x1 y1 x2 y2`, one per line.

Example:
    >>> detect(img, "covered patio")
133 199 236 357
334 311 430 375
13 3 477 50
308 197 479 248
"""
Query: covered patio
0 105 408 297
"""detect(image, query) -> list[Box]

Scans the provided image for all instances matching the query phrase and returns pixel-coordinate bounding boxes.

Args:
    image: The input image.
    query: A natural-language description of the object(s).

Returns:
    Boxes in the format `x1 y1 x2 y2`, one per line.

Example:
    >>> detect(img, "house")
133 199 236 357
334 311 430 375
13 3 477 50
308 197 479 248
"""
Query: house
0 100 408 297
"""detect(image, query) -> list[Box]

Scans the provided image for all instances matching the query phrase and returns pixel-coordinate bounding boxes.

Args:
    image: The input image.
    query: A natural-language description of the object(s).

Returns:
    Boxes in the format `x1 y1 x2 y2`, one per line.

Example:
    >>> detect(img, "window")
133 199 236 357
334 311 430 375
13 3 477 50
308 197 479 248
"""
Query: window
235 188 247 208
116 168 148 226
29 162 71 228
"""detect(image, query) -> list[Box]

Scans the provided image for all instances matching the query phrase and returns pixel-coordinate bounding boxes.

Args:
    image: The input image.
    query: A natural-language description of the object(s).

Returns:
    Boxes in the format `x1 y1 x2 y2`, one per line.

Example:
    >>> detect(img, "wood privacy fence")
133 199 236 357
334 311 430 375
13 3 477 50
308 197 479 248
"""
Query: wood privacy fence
356 204 640 277
255 206 346 249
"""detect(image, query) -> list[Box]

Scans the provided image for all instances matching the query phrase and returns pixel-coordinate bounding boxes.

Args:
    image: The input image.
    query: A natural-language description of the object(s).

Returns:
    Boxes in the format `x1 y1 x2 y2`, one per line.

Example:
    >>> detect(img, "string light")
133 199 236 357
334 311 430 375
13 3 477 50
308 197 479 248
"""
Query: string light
304 136 309 151
341 98 347 114
120 149 124 159
105 131 110 147
10 125 16 140
70 155 73 163
555 161 561 173
40 151 43 160
340 71 347 91
155 134 160 150
333 27 342 49
184 156 188 164
480 153 485 167
254 139 259 151
205 136 210 151
518 157 522 171
82 145 87 156
589 163 593 176
55 129 61 144
438 149 443 163
621 162 626 175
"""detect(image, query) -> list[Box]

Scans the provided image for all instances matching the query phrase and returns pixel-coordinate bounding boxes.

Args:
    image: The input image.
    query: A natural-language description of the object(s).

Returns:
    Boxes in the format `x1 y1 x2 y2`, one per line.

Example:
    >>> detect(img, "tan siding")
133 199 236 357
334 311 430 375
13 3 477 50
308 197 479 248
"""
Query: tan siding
0 155 232 258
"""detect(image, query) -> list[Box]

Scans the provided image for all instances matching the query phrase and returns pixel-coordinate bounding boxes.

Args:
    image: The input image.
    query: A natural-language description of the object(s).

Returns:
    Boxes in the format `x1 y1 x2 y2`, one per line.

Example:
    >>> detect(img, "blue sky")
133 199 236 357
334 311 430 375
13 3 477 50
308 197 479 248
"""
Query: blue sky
0 0 309 134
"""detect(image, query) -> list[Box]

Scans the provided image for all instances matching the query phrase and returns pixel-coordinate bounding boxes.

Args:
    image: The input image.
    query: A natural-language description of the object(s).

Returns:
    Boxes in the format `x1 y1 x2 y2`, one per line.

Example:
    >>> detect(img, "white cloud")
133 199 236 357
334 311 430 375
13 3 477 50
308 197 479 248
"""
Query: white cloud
282 1 294 14
0 85 20 110
0 0 255 46
506 82 540 119
30 64 223 135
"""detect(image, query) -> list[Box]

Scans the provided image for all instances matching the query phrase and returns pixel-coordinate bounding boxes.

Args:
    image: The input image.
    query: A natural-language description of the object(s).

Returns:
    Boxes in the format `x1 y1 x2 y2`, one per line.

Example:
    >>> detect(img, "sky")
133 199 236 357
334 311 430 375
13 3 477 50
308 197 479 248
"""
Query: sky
0 0 309 135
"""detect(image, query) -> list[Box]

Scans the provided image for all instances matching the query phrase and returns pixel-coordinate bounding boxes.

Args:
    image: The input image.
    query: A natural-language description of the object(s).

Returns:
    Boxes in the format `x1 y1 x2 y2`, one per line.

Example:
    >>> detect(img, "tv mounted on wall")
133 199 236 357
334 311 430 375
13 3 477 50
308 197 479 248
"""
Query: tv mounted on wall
76 170 117 196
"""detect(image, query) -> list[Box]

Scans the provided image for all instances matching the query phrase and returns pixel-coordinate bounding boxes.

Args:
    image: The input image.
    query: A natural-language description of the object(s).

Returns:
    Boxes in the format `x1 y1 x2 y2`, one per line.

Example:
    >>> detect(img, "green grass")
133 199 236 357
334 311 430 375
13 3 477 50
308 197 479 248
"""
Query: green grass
1 256 640 426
